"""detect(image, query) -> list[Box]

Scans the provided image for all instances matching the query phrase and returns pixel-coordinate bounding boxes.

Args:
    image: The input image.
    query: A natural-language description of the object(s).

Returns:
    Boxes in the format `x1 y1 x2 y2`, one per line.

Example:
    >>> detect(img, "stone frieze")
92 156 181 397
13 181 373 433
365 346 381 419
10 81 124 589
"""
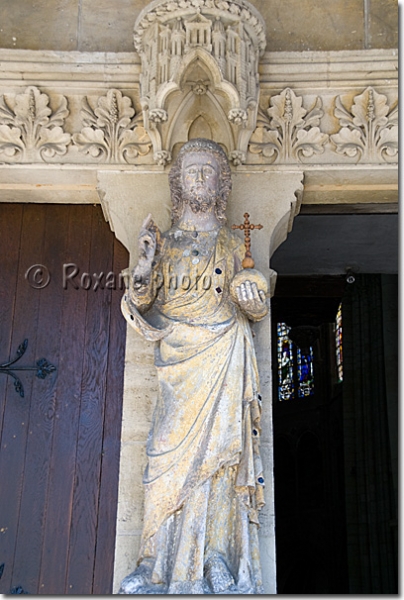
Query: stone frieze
330 87 398 163
0 83 398 167
72 89 152 164
0 86 71 162
249 88 328 164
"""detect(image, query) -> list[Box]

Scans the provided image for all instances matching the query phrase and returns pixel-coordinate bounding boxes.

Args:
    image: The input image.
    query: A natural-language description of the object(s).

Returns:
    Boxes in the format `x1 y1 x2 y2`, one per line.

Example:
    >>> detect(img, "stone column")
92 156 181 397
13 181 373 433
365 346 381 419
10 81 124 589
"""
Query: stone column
97 168 303 594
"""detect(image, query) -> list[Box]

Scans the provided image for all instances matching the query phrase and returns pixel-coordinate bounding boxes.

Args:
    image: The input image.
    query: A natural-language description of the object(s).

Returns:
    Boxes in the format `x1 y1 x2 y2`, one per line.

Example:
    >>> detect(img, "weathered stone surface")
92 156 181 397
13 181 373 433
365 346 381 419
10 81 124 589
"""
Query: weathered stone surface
77 0 146 52
113 533 142 594
256 0 365 51
0 0 80 50
0 0 398 52
121 331 157 443
116 442 147 534
368 0 398 49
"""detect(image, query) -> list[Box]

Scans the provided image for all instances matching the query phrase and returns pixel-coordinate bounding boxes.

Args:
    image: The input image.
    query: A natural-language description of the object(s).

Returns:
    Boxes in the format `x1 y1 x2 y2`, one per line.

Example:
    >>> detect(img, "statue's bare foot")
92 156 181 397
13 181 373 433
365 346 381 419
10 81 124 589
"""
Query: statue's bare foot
118 562 153 594
205 554 236 594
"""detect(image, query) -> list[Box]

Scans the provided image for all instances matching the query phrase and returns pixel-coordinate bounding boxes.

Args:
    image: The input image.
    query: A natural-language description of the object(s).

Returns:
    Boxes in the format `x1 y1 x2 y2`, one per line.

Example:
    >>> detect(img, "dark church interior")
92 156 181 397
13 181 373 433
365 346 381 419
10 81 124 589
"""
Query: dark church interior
270 211 398 593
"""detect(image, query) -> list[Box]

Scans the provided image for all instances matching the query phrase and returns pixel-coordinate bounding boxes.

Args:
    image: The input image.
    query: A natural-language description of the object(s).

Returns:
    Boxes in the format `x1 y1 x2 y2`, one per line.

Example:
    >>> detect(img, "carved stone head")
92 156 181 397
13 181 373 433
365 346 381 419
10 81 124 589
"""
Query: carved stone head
168 138 232 225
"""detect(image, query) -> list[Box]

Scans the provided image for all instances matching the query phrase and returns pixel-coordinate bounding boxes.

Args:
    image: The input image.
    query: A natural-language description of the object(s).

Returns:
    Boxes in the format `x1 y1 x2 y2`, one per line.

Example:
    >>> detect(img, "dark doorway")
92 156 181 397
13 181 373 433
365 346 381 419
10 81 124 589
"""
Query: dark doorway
271 275 349 594
0 204 128 594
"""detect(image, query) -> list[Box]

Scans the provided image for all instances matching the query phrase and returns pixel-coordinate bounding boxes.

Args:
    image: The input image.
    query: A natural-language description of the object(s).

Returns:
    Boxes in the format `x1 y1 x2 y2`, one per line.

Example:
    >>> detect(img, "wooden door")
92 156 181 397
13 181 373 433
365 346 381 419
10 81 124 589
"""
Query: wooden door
0 204 128 594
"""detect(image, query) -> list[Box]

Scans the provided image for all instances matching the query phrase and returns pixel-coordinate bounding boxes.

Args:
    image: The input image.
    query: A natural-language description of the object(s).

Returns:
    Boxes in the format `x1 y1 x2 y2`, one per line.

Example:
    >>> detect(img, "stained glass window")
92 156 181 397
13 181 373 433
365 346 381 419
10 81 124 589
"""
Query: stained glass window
278 323 294 400
335 303 343 381
277 324 315 400
297 346 315 398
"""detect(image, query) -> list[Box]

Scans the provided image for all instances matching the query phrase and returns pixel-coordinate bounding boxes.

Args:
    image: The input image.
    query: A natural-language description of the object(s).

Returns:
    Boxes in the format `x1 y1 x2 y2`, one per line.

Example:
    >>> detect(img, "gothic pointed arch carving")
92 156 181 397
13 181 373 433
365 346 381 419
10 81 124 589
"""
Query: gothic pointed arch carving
133 0 266 165
166 87 235 155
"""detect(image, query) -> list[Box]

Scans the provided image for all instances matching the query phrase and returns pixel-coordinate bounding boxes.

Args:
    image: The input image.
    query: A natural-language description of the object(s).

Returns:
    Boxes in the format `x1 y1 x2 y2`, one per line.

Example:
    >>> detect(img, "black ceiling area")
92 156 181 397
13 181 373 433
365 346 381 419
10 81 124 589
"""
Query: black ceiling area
271 214 398 276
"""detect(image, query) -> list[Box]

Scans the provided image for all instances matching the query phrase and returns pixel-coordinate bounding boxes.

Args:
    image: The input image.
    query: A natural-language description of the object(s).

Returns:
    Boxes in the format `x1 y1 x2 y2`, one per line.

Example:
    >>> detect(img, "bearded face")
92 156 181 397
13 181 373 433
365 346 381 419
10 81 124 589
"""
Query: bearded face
181 187 218 213
181 151 220 214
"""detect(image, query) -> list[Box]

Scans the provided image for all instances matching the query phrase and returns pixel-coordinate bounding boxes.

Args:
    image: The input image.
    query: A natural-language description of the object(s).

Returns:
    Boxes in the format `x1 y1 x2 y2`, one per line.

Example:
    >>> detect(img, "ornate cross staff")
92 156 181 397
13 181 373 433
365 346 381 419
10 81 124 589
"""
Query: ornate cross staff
232 213 263 269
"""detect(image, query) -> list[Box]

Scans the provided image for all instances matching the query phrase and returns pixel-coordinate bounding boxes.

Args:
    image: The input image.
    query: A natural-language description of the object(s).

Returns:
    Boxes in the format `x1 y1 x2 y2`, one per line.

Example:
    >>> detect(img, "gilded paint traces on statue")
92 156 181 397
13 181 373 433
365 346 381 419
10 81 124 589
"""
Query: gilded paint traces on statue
120 138 268 594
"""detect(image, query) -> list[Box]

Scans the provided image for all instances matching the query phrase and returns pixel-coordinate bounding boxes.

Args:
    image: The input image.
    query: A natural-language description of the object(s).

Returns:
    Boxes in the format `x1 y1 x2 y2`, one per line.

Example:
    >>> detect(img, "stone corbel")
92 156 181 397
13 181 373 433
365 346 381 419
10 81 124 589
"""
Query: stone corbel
229 170 304 286
97 168 303 292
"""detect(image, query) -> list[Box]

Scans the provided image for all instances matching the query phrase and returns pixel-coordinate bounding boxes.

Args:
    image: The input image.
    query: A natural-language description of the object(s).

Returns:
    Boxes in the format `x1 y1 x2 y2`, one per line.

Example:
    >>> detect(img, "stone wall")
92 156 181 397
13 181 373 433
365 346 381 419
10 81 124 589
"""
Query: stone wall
0 0 397 53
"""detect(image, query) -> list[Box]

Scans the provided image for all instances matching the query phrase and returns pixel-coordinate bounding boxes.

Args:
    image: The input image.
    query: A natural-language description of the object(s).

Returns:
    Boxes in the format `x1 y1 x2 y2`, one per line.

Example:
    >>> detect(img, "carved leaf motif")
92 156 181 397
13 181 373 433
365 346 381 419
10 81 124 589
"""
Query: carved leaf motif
73 89 151 163
387 104 398 126
333 96 356 128
302 97 324 129
249 89 328 163
38 127 72 158
120 125 153 162
0 86 71 162
351 88 389 129
376 102 398 159
154 150 171 166
73 127 107 159
0 96 17 125
80 97 98 128
95 89 135 130
267 88 306 130
294 127 328 158
48 97 70 128
249 127 280 161
13 87 52 127
378 125 398 157
331 126 363 158
331 87 398 162
0 124 23 157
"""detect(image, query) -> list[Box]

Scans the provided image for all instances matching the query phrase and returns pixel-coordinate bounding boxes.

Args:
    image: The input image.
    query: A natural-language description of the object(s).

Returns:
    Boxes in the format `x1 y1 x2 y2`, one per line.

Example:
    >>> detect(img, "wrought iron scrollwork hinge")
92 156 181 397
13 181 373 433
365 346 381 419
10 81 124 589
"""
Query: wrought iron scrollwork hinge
10 585 29 594
0 339 56 397
0 563 29 594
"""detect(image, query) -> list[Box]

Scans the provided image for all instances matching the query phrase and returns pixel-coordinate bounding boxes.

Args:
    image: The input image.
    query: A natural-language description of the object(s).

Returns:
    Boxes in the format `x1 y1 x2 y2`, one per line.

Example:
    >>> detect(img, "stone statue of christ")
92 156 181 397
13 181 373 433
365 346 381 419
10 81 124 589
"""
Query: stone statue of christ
120 138 268 594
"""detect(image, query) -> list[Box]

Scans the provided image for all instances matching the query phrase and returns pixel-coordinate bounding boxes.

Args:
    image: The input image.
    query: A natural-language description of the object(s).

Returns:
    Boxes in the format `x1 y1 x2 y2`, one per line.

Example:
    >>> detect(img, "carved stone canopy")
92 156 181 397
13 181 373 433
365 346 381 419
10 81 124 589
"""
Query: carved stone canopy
133 0 266 165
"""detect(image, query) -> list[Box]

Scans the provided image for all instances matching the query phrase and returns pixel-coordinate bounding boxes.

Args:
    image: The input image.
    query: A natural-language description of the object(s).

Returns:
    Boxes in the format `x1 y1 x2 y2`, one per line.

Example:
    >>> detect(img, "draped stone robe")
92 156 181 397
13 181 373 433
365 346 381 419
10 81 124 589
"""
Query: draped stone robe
121 223 266 594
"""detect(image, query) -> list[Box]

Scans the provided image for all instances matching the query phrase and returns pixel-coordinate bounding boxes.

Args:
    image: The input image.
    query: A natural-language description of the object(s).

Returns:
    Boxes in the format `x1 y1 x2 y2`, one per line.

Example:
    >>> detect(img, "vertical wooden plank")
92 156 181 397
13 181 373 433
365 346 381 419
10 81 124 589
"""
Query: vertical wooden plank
11 205 69 593
0 205 23 448
65 207 114 594
92 237 128 594
38 204 92 594
0 204 46 593
0 204 23 593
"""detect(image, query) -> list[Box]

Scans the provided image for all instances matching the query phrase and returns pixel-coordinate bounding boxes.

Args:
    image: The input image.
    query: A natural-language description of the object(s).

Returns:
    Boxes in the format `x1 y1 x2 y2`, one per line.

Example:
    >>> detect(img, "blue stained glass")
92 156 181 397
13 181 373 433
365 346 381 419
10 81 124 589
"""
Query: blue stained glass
278 323 294 401
277 323 315 401
297 347 314 398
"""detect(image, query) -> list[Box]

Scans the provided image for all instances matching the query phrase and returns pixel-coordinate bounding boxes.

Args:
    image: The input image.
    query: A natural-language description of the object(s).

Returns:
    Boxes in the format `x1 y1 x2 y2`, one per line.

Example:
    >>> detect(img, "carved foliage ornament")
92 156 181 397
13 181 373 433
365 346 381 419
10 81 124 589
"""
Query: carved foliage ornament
73 89 152 163
0 86 71 162
0 84 397 166
249 88 329 163
331 86 398 162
